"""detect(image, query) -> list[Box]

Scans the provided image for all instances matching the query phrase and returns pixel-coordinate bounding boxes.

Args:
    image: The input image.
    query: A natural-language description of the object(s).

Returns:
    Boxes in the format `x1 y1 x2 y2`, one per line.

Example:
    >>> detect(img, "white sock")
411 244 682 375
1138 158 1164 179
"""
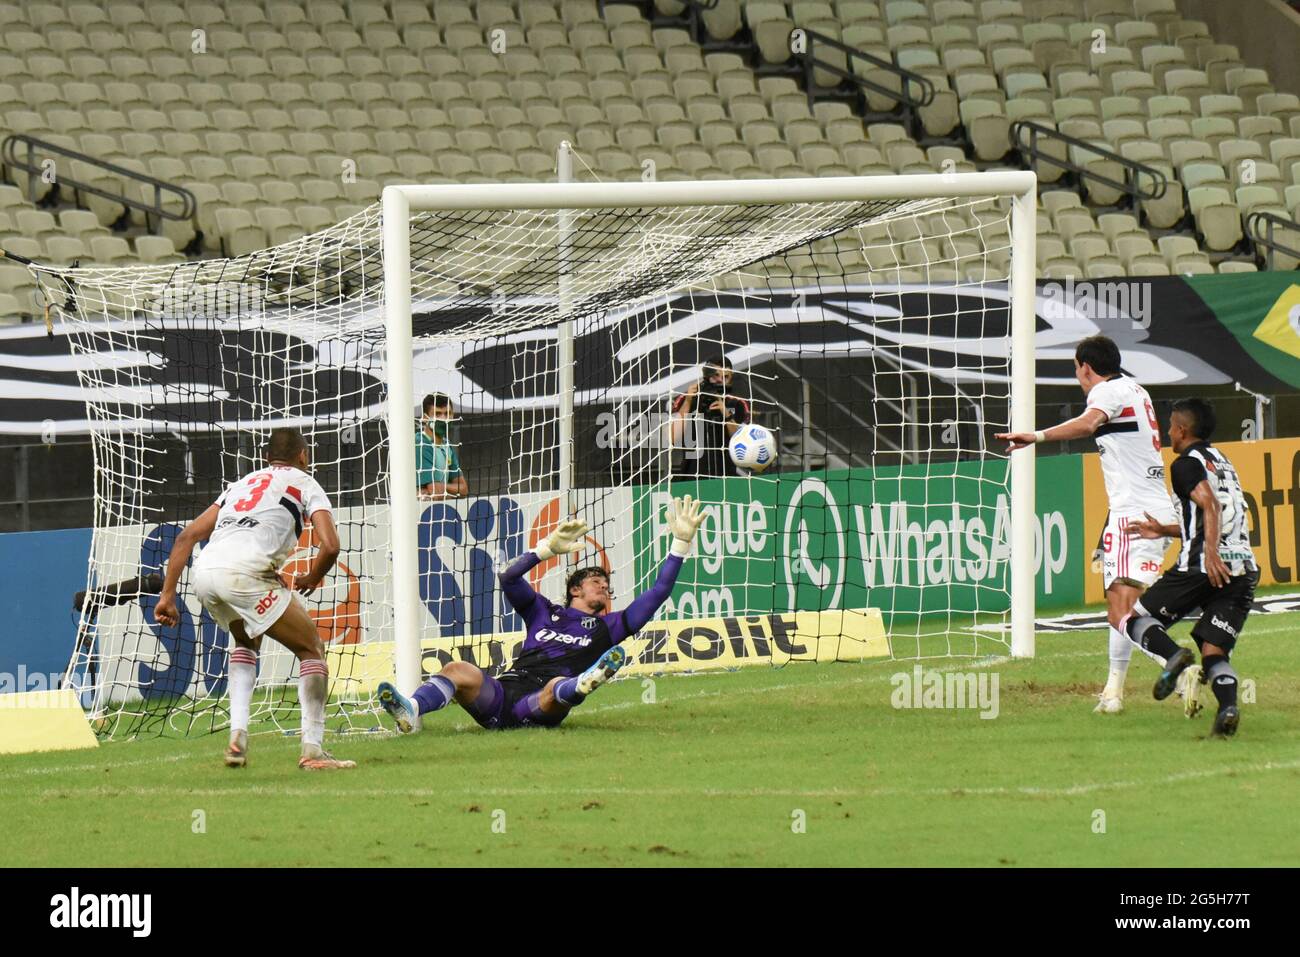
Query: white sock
1107 625 1133 675
299 658 329 749
228 647 257 735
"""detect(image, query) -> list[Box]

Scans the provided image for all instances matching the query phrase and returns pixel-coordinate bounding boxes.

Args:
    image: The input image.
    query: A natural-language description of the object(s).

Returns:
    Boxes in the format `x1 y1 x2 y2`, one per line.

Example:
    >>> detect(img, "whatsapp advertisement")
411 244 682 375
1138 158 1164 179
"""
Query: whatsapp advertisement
635 454 1086 624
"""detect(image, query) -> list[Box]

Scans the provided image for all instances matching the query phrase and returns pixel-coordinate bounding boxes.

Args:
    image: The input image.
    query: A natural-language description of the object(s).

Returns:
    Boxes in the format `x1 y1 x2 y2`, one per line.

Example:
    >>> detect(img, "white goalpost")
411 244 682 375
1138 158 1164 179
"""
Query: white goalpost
382 172 1039 700
45 168 1037 740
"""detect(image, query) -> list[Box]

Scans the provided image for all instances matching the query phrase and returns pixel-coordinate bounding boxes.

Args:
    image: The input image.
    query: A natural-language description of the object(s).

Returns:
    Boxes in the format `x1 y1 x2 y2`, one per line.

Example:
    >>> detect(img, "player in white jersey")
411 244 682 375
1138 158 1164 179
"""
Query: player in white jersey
997 335 1178 712
154 428 355 770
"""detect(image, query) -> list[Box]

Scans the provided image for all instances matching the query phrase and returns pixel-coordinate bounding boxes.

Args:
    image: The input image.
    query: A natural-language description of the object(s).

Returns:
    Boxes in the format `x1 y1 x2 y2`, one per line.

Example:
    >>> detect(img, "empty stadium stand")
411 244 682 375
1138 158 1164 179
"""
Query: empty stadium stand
0 0 1298 326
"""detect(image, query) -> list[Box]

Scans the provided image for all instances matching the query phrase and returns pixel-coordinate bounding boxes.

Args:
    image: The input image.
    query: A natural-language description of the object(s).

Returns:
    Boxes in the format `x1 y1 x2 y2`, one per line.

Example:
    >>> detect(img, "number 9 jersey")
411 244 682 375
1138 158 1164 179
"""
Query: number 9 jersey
1086 375 1178 589
1085 374 1175 519
197 465 334 575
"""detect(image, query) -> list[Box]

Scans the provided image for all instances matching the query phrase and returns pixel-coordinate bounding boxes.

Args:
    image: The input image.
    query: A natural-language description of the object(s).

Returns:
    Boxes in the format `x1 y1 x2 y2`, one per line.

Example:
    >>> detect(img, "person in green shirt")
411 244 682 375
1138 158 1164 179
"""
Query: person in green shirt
416 393 468 500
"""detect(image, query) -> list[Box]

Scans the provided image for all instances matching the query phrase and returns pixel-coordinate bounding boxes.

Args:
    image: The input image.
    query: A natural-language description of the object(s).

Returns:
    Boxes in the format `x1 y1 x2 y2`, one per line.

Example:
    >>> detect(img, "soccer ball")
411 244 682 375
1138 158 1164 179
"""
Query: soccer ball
728 424 778 472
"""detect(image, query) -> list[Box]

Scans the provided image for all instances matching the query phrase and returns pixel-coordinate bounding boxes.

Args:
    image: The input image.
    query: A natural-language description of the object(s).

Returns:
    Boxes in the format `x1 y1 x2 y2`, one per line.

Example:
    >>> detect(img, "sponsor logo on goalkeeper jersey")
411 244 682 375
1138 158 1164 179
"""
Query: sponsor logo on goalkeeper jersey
534 627 592 647
49 887 151 937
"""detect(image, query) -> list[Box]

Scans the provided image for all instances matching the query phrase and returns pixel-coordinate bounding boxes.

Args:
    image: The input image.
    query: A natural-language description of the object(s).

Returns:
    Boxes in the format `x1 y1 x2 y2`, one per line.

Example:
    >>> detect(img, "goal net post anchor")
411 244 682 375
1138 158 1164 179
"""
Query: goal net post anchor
382 171 1039 691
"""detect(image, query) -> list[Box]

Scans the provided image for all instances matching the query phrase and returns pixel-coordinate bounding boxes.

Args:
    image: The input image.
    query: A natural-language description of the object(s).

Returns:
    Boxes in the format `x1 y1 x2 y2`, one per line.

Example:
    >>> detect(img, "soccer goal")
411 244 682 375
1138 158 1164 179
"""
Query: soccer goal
45 170 1036 739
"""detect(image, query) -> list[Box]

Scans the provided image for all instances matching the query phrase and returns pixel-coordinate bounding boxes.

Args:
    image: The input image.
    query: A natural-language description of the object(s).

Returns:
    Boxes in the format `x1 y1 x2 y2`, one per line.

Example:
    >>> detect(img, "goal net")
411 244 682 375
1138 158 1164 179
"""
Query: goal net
40 172 1036 739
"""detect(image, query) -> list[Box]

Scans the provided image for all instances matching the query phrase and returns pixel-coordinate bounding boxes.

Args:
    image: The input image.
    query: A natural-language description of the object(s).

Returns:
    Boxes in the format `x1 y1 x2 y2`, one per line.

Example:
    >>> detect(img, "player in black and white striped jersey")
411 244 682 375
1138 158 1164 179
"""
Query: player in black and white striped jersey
1124 398 1260 737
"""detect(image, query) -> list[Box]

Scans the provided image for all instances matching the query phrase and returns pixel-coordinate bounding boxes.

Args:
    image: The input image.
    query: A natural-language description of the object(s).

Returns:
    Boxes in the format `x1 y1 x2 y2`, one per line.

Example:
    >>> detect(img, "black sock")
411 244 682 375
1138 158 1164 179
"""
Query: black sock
1203 655 1238 710
1127 615 1182 661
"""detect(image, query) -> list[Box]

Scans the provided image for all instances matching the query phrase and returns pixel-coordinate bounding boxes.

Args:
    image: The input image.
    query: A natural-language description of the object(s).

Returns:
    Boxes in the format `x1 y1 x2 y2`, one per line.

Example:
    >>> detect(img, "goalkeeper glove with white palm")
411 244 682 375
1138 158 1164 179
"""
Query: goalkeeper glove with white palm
668 495 707 558
533 518 590 560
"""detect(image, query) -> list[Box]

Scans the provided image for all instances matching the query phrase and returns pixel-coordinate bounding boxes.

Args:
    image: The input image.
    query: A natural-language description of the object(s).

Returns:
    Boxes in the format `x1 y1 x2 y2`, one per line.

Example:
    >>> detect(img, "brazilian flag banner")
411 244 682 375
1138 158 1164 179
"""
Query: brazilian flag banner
1184 272 1300 391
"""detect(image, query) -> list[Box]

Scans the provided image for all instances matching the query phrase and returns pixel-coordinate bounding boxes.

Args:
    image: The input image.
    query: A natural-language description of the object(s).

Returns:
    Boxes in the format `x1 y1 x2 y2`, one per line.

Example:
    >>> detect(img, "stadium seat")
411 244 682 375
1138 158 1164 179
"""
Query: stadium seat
1225 67 1273 112
0 0 1267 284
134 235 178 262
743 3 793 64
1191 117 1238 153
1235 186 1286 217
1188 186 1244 250
1217 260 1258 273
1168 140 1215 172
1183 162 1231 191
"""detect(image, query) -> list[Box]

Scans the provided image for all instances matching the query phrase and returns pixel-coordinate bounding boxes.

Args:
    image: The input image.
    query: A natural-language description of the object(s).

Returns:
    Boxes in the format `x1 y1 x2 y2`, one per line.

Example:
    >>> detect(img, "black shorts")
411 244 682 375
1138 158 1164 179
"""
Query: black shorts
1137 567 1259 653
460 668 565 731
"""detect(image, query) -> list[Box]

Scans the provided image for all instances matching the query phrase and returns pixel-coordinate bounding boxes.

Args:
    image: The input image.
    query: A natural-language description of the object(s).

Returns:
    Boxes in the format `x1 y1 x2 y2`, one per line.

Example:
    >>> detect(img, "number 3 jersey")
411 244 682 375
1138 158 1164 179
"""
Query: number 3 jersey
1170 441 1257 575
1085 374 1175 520
196 465 333 575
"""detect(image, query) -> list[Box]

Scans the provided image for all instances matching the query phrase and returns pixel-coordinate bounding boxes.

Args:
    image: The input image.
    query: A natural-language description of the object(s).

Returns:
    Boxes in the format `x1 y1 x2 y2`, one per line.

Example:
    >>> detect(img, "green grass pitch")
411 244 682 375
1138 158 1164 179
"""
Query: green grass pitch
3 610 1297 867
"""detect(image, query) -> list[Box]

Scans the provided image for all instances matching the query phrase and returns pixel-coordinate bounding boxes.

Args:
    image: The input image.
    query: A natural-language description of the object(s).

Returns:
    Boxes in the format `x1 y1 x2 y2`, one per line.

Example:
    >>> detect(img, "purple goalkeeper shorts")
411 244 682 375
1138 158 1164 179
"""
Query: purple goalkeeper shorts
462 669 567 730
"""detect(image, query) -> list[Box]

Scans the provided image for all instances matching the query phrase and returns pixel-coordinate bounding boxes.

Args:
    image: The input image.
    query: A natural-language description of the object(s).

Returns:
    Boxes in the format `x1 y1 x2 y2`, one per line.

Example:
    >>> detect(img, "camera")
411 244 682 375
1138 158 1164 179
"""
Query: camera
698 367 727 406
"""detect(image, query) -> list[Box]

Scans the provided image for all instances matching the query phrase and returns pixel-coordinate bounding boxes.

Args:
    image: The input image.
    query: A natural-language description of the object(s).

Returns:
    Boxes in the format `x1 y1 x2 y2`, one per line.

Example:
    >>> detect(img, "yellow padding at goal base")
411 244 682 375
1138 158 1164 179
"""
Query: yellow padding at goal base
0 689 99 755
327 609 889 694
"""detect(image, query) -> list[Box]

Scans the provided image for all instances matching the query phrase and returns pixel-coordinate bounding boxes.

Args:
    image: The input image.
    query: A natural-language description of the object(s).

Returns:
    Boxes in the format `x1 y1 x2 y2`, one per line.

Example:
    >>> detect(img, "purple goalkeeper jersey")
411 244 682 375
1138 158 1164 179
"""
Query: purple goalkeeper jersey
498 551 683 679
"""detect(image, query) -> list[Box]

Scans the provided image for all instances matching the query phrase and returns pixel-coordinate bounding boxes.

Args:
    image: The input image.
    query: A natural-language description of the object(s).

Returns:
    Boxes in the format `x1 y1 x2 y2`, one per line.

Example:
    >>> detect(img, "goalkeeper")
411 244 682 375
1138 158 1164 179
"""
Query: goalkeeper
378 496 707 732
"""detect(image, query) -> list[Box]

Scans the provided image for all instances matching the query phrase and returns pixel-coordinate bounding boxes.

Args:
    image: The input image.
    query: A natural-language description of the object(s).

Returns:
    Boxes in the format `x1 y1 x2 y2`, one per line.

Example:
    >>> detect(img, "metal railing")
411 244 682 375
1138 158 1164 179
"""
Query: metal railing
1 133 197 234
1009 119 1168 221
1245 209 1300 270
794 28 935 121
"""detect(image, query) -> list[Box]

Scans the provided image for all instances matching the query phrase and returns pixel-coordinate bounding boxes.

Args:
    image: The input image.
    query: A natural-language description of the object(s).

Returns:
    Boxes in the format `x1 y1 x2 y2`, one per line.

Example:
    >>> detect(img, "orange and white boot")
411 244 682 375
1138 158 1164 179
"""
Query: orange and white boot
224 729 248 768
298 743 356 770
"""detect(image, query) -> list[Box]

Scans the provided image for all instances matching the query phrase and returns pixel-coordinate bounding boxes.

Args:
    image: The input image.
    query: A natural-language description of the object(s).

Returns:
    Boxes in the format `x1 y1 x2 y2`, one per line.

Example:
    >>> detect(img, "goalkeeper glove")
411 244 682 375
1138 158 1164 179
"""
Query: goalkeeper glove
534 518 589 560
668 495 707 558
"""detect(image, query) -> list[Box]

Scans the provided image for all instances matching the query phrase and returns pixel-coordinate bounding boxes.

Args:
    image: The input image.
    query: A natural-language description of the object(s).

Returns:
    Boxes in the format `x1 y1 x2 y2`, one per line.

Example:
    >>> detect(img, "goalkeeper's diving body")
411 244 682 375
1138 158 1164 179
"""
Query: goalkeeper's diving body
378 496 706 732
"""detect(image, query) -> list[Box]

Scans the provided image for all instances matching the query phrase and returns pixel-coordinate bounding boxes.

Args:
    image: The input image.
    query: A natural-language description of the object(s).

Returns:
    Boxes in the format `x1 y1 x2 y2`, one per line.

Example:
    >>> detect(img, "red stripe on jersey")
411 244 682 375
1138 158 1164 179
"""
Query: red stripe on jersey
286 486 304 504
1117 406 1135 419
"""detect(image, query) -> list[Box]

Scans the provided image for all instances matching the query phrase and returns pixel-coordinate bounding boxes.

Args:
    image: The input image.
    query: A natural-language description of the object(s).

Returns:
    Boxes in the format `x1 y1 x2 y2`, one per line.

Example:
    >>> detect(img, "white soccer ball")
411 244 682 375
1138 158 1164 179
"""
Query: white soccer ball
728 424 778 472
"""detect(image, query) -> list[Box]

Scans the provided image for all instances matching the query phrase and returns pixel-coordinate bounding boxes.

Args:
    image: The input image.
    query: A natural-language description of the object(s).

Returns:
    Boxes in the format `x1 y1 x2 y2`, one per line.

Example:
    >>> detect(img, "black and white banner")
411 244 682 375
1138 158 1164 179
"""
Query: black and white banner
0 277 1285 435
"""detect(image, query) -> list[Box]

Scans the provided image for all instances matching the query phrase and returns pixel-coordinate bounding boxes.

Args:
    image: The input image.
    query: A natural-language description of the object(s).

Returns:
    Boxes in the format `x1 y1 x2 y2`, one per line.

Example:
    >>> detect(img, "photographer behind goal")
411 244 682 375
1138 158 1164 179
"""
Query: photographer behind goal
668 355 751 480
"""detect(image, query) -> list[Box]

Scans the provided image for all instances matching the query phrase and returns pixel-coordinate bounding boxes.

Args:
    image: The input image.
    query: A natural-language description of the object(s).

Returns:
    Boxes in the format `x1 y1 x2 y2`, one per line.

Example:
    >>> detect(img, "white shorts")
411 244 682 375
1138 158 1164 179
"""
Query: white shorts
191 565 297 639
1099 513 1169 591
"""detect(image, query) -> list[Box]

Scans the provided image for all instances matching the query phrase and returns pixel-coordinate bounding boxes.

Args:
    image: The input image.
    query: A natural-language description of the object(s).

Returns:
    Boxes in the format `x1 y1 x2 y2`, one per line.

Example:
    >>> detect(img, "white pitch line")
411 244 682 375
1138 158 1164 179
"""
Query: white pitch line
10 757 1300 802
0 750 196 778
